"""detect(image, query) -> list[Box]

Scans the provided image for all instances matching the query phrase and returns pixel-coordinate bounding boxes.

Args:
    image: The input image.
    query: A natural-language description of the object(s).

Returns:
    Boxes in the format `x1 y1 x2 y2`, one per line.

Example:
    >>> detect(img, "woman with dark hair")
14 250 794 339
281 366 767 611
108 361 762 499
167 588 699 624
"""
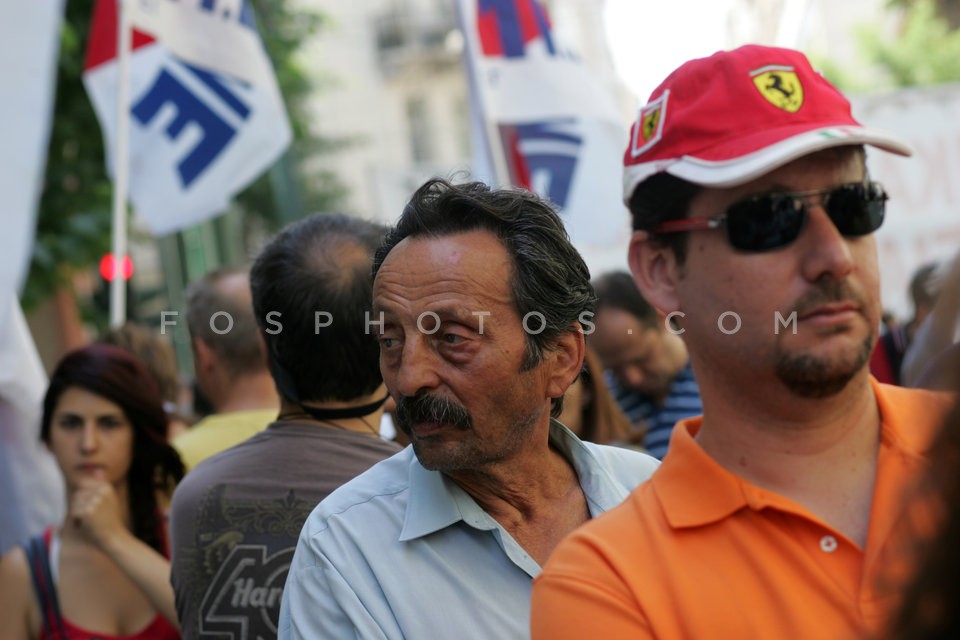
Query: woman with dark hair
558 346 645 448
0 344 184 639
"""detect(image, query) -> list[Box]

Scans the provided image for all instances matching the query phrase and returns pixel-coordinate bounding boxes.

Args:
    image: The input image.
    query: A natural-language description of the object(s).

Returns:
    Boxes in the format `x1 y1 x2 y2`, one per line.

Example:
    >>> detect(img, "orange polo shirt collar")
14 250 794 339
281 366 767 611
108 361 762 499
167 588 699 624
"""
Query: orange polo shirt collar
652 377 935 532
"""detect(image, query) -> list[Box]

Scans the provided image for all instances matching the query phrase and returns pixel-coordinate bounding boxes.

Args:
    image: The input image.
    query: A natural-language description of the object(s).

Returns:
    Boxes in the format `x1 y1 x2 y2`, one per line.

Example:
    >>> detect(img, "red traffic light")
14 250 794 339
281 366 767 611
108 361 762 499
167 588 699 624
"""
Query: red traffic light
99 253 134 282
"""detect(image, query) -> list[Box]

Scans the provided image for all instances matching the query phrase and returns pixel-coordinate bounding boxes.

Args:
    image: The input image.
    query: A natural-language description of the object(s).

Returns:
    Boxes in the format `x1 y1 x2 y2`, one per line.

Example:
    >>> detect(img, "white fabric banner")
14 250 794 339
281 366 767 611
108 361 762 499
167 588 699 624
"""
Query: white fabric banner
83 0 292 235
456 0 631 250
0 1 64 293
127 0 279 88
0 291 65 554
851 83 960 318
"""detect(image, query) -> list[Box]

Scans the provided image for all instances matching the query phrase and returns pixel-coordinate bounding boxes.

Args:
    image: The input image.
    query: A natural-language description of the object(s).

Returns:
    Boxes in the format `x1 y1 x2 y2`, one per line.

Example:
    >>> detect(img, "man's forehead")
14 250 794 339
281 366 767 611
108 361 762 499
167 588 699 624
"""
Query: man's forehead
377 232 512 280
689 147 867 213
735 147 864 193
373 232 514 309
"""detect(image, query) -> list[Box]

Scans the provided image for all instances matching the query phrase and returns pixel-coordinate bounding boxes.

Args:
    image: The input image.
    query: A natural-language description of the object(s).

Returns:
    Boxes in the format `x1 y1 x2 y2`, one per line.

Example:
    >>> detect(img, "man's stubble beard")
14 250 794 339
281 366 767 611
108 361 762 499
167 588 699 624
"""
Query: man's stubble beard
774 330 874 398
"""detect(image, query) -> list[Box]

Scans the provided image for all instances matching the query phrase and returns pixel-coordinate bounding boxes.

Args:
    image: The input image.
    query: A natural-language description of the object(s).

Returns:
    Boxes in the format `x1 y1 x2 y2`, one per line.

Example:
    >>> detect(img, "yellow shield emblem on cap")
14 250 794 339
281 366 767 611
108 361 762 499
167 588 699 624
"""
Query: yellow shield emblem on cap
630 91 669 158
751 66 804 113
641 107 661 142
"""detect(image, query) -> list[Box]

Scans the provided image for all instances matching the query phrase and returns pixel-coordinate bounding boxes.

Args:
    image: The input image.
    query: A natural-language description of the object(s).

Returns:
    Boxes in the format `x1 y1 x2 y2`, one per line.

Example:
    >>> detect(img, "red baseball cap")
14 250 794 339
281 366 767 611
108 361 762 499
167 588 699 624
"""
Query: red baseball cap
622 44 912 202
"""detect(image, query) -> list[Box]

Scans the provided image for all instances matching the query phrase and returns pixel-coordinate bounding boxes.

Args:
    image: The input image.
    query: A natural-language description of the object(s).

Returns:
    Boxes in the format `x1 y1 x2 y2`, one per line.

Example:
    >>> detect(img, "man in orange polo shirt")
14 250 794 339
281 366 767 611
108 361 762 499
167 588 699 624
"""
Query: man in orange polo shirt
532 44 955 639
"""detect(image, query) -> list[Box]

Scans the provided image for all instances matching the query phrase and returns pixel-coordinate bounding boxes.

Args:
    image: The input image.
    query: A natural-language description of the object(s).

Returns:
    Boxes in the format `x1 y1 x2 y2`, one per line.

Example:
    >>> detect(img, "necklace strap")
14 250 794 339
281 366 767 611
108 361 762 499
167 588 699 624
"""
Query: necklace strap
297 395 389 421
268 354 389 421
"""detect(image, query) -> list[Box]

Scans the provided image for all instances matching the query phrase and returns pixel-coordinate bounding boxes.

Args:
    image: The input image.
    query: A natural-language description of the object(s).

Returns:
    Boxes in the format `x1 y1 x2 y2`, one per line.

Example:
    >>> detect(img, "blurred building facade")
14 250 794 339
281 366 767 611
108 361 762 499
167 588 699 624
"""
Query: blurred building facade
296 0 633 224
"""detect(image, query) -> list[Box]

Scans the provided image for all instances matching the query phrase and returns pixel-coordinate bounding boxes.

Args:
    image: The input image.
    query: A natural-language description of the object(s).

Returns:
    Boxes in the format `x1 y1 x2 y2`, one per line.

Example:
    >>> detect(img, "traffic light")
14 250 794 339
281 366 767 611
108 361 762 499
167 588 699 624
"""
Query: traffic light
99 253 134 282
93 253 137 323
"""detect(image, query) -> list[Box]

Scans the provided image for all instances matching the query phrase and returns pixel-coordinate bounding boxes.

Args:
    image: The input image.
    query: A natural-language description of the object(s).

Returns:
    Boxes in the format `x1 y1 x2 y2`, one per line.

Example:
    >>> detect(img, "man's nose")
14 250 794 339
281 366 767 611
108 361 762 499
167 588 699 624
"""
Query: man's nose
392 336 442 398
798 203 856 283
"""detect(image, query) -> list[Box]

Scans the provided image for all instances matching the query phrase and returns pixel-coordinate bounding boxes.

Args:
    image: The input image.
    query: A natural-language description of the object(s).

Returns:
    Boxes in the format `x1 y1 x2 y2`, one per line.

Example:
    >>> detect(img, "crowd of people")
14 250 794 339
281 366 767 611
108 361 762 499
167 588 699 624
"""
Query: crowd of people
2 43 960 639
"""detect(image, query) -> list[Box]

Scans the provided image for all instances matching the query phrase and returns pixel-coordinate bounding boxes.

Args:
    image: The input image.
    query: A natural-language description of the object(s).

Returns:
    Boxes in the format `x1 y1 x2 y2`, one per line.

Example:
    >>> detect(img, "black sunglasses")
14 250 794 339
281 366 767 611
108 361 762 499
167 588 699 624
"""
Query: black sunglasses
652 181 888 252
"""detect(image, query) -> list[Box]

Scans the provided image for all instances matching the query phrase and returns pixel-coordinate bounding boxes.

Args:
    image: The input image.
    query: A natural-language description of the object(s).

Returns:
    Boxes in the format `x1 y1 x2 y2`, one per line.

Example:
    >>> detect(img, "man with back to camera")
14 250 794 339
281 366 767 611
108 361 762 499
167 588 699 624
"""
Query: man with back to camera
173 267 279 470
278 178 660 639
531 44 955 639
591 270 701 457
169 214 401 638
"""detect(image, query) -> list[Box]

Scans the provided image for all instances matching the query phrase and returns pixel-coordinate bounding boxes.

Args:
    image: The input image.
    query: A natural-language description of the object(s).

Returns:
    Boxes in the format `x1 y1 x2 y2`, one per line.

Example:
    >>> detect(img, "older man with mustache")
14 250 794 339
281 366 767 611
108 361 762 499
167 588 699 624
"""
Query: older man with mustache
278 178 659 640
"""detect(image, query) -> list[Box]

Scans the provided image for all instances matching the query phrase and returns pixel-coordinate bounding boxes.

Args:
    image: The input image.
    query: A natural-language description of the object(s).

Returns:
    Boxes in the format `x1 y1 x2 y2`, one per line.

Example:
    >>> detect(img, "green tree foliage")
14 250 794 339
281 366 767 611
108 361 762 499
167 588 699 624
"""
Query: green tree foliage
861 0 960 88
888 0 960 29
24 0 345 310
238 0 349 228
813 0 960 93
26 0 112 311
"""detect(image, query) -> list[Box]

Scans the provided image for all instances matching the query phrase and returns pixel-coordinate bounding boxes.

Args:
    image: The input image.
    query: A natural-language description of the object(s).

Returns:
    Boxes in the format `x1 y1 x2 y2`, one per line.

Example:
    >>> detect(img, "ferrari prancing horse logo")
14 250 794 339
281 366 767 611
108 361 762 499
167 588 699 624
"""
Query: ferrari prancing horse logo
630 91 669 158
641 108 661 141
750 65 804 113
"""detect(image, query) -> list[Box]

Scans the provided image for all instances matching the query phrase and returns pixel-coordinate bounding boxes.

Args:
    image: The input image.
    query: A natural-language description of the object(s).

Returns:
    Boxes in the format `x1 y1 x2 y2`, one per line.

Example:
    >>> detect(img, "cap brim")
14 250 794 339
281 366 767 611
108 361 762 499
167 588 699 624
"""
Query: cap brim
623 126 912 202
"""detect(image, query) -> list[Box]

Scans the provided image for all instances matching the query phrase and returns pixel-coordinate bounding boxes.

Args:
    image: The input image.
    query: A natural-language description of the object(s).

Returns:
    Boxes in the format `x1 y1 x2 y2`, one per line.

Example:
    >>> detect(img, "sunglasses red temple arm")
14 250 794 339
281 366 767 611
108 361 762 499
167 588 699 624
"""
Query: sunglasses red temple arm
652 216 723 234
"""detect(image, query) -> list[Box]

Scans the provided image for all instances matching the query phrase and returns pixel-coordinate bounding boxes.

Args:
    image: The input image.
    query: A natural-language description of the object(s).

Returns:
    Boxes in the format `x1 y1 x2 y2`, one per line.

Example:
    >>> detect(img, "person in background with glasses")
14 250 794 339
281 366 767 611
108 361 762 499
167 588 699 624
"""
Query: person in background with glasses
531 44 956 639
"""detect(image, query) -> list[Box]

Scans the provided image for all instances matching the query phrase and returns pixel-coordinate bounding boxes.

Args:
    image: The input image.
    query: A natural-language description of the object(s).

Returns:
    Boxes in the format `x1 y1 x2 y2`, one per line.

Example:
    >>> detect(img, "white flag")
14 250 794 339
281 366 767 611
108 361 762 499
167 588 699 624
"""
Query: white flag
83 0 292 235
0 1 64 292
456 0 630 249
0 290 65 553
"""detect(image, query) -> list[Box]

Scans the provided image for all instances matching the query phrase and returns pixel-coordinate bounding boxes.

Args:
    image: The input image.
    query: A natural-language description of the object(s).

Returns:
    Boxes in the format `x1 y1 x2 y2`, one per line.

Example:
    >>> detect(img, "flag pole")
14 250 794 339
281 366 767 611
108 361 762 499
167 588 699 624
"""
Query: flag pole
455 0 510 188
109 0 133 328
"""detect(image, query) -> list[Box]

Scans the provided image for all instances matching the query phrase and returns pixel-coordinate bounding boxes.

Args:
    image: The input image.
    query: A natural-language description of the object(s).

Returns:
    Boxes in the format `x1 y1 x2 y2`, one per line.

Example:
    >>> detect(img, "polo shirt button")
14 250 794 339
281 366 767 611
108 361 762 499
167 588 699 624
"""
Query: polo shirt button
819 535 838 553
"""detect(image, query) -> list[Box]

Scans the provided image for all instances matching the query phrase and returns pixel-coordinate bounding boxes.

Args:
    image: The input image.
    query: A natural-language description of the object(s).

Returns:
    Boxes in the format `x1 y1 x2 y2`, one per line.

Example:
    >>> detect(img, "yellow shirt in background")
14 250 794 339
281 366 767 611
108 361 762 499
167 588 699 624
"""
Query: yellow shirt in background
172 409 277 471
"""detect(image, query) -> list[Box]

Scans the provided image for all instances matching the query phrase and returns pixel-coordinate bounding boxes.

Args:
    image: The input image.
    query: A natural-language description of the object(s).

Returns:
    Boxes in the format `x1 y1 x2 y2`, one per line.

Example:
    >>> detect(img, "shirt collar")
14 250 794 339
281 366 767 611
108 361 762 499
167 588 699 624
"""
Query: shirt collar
398 420 620 541
549 420 640 515
650 417 748 529
651 376 943 530
871 378 942 457
398 453 464 542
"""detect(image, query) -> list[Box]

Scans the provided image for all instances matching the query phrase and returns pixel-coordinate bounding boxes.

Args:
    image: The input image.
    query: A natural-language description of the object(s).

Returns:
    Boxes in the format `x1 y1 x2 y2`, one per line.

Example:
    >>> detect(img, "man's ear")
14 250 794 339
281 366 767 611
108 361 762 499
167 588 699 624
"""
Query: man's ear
256 330 271 370
628 230 682 315
545 327 586 402
192 337 215 374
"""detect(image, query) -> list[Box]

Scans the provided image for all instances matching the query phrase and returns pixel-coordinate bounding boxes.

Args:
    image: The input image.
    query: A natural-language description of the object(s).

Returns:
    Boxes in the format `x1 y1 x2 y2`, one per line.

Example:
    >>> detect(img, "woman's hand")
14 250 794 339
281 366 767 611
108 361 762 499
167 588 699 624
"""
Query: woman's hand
69 471 127 549
68 470 180 630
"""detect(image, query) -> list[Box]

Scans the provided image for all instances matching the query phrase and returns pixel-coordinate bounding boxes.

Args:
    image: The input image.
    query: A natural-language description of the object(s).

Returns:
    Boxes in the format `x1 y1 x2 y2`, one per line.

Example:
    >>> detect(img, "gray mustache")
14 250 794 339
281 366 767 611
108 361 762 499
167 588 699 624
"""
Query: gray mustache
395 394 472 432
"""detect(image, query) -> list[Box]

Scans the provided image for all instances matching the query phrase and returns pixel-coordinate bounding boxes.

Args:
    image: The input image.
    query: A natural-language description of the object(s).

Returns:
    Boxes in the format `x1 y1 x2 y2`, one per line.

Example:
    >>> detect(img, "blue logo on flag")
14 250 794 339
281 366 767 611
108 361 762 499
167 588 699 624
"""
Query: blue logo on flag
501 119 581 208
131 61 250 188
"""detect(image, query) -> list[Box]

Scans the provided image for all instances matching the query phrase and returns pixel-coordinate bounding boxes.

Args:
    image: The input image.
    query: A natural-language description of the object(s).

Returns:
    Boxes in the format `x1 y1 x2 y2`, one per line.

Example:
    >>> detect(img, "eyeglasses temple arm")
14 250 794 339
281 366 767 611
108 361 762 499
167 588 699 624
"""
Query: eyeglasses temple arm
653 216 725 234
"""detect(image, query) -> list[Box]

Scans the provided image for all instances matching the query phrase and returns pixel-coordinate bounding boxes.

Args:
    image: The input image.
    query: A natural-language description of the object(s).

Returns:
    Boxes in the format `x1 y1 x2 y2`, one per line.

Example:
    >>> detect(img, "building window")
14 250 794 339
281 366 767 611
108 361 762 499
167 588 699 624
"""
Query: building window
406 97 433 163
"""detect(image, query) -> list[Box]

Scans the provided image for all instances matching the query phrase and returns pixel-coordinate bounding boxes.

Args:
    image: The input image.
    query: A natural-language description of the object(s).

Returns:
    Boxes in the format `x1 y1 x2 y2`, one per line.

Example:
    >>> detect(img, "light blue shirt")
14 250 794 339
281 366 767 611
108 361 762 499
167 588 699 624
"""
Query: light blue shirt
278 421 659 639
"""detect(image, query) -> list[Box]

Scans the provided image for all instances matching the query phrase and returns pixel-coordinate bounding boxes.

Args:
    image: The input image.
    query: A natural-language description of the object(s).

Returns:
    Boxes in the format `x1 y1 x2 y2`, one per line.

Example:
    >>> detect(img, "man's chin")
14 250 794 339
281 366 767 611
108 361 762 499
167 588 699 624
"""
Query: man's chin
410 439 471 472
778 367 857 398
774 330 873 396
775 348 871 398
